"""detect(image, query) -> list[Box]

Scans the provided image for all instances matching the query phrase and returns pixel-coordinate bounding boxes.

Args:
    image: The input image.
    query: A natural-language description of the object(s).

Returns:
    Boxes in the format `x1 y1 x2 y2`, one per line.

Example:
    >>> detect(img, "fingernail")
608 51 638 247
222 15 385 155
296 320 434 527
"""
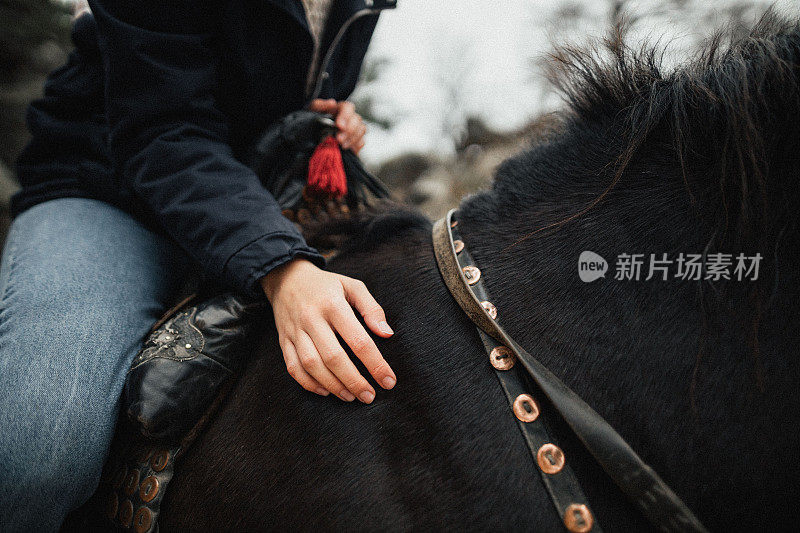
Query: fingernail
340 391 356 402
379 321 394 335
359 390 375 403
382 376 396 389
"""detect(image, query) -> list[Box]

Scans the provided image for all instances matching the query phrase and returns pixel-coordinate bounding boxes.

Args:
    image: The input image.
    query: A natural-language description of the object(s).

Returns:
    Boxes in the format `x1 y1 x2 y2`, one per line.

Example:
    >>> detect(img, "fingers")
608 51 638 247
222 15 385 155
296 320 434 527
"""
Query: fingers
338 116 365 150
269 263 394 404
308 98 338 114
342 118 366 151
307 319 377 403
334 102 365 151
342 278 393 337
311 100 366 151
328 291 397 391
281 338 328 396
294 332 356 402
334 101 356 131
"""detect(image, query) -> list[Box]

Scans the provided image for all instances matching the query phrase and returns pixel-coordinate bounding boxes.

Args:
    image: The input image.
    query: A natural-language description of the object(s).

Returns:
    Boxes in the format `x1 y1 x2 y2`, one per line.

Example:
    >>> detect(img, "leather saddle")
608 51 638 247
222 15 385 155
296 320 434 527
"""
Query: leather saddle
64 110 390 532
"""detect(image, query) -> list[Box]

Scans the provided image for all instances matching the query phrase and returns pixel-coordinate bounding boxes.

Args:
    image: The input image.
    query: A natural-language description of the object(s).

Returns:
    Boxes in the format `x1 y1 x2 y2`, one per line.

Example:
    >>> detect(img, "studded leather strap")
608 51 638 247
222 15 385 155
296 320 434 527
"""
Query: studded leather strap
85 379 236 532
101 440 179 533
433 209 708 533
451 219 599 533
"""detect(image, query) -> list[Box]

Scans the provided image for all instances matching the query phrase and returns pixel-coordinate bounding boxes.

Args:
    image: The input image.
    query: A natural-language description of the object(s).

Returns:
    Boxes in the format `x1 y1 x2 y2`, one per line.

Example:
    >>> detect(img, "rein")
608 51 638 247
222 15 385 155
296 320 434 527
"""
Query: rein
432 209 708 533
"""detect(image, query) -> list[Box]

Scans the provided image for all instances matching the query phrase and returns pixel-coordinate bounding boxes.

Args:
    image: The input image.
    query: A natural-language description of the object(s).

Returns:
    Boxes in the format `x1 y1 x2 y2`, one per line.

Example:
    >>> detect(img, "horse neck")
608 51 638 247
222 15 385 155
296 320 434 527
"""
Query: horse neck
453 185 800 524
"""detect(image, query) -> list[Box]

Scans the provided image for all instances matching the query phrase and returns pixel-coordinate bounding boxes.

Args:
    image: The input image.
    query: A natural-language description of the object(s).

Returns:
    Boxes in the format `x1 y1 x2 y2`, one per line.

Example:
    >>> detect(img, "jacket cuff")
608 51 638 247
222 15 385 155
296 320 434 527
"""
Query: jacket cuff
221 231 325 298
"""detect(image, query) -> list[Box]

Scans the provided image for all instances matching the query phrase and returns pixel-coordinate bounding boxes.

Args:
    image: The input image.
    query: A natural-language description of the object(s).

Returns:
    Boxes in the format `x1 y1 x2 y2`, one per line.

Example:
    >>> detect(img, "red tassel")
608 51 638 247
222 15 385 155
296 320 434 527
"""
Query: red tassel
307 135 347 198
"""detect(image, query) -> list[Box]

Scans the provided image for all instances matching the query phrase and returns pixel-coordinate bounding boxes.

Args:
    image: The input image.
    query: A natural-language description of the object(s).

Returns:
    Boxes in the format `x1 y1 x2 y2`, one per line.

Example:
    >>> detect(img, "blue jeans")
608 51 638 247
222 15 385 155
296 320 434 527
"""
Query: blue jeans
0 198 190 532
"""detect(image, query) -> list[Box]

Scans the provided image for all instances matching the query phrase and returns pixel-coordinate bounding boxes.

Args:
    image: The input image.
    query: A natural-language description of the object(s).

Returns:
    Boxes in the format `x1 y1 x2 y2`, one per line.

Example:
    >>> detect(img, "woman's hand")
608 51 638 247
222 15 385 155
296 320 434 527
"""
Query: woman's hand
260 258 396 403
309 99 366 154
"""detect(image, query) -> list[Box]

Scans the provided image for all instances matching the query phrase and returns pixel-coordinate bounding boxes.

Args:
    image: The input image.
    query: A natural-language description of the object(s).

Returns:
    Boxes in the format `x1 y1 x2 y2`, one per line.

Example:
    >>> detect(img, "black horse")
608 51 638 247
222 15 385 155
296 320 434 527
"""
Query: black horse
161 15 800 531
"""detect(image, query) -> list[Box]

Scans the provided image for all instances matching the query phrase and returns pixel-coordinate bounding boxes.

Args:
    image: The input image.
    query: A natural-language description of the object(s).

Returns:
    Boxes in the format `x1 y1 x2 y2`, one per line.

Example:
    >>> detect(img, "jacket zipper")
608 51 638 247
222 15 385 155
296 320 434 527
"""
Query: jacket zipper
306 6 384 101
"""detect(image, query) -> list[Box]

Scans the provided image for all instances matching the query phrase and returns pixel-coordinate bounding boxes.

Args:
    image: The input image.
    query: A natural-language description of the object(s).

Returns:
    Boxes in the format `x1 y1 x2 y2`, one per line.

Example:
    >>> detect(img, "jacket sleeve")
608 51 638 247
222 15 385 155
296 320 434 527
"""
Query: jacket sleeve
88 0 323 298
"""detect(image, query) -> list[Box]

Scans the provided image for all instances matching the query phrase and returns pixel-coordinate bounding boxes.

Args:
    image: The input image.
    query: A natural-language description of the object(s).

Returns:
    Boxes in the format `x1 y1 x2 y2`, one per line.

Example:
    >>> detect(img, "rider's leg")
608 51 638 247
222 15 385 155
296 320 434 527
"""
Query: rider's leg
0 198 192 532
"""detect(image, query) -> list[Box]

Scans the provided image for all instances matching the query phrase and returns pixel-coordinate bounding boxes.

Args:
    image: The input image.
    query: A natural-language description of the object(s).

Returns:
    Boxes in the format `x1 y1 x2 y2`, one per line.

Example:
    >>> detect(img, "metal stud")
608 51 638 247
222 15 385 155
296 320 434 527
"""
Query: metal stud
490 346 516 370
133 507 153 533
513 394 540 422
481 301 497 320
563 503 594 533
150 450 169 472
537 443 566 474
462 265 481 285
140 476 160 503
185 343 192 349
453 239 465 253
118 499 134 528
123 469 140 496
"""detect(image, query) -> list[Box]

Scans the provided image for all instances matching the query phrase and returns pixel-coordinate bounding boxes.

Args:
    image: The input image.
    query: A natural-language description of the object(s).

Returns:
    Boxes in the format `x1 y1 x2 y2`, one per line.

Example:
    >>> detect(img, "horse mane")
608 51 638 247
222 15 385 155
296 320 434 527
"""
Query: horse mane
538 11 800 252
300 201 431 256
475 11 800 395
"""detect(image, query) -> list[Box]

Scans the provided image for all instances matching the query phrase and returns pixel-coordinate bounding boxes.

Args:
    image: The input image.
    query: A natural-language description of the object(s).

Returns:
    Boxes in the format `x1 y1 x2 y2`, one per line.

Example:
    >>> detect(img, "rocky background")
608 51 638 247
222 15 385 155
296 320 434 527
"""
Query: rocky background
1 0 797 239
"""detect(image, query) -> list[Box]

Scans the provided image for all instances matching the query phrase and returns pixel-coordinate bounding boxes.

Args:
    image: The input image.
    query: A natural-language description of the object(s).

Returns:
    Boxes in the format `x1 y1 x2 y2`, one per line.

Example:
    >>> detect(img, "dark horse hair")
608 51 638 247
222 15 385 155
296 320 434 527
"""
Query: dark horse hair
528 12 796 252
513 11 800 397
161 13 800 532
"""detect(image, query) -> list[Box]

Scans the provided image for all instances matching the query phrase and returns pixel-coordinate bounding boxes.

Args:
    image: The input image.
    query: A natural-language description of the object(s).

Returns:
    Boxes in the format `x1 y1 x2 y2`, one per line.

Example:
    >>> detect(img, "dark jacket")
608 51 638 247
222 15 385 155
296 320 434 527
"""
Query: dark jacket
13 0 395 297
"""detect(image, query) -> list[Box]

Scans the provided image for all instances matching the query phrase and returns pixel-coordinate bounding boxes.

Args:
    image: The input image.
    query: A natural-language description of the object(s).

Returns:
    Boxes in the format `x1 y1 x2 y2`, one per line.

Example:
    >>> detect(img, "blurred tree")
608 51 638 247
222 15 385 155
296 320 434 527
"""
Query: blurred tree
609 0 626 27
352 55 393 130
0 0 71 237
1 0 71 82
435 37 473 150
